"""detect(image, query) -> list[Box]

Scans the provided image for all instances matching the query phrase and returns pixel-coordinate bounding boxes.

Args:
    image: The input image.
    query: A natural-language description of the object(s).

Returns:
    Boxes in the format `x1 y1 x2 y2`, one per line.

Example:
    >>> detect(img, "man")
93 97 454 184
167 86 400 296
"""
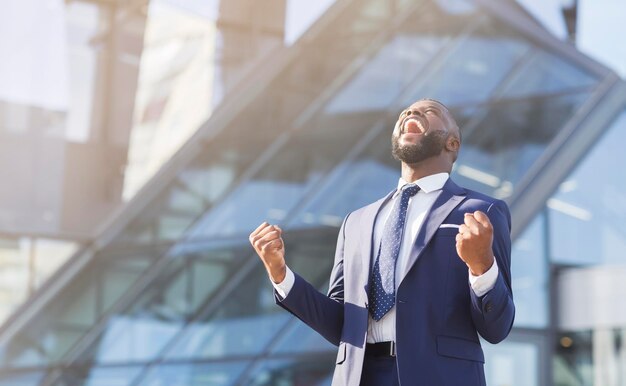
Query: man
249 99 514 385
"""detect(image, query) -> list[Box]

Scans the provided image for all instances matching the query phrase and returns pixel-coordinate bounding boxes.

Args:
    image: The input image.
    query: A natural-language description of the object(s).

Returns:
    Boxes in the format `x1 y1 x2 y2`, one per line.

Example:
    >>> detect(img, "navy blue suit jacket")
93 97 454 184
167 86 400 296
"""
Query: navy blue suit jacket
276 178 514 385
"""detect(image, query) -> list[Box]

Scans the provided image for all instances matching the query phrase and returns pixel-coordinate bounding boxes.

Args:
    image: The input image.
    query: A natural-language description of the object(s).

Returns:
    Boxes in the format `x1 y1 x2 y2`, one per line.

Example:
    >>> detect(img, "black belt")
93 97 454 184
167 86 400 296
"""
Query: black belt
365 341 396 357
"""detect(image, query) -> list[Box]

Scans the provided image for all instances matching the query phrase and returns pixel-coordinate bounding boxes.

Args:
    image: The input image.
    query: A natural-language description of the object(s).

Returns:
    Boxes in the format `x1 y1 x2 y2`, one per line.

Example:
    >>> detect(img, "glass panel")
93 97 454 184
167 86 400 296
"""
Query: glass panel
242 357 335 386
123 0 291 198
31 239 80 293
502 51 598 99
554 329 626 386
187 113 374 239
272 320 335 354
452 91 589 198
483 336 541 386
0 327 86 367
53 366 143 386
589 329 621 386
77 243 248 364
114 0 418 246
0 237 78 324
291 104 480 227
291 128 398 228
137 362 247 386
0 238 31 323
402 21 530 107
166 230 338 360
285 1 337 45
511 214 549 328
325 2 458 114
294 93 593 229
0 0 106 139
549 111 626 266
554 330 592 386
0 248 161 367
0 372 45 385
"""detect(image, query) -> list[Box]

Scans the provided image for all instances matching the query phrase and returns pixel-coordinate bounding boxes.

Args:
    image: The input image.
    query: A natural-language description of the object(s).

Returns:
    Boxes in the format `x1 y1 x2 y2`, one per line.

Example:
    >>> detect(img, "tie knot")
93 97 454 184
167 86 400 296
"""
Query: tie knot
402 183 420 198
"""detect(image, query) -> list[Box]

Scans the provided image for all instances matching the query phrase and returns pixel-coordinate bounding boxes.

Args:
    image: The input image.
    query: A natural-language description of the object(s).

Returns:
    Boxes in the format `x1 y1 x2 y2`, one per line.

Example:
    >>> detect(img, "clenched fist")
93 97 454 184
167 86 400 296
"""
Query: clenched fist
456 211 495 276
250 222 286 283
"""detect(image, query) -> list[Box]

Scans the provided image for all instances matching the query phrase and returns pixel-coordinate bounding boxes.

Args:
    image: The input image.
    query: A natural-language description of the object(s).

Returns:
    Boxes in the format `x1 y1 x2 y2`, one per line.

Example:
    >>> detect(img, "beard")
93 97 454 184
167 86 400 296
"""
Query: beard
391 130 447 164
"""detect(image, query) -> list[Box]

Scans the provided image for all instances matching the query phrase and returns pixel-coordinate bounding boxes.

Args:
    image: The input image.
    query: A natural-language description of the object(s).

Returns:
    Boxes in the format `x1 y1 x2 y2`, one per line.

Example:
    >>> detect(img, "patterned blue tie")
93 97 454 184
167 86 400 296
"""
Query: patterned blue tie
369 183 420 321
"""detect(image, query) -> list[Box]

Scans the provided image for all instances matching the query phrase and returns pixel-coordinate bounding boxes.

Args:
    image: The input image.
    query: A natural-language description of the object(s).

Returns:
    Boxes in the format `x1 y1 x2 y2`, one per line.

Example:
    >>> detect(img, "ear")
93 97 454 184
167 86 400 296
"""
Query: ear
446 135 460 152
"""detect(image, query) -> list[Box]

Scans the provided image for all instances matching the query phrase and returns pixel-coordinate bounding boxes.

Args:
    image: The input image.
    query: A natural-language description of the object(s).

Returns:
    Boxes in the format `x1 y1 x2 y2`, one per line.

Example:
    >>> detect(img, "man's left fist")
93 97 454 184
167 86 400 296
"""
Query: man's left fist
456 211 495 276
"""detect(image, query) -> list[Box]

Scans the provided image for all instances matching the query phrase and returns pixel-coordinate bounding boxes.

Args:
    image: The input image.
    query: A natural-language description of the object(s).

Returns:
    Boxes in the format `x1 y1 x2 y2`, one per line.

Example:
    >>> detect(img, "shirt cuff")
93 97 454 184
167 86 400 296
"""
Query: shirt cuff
272 266 295 299
469 259 499 297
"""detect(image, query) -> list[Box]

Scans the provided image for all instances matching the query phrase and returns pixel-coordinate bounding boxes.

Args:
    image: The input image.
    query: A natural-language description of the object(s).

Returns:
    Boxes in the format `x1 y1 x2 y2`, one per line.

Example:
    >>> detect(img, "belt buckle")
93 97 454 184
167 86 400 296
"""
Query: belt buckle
389 341 396 357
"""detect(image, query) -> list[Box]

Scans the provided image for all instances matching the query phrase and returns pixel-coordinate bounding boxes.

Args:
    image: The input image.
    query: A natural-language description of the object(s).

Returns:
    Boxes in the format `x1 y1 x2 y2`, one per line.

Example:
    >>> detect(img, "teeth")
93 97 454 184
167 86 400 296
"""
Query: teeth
404 118 424 132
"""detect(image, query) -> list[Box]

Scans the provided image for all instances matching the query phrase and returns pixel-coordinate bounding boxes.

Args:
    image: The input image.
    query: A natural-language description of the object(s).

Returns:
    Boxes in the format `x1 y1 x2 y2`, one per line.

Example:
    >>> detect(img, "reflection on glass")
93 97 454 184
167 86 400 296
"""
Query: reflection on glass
0 249 160 367
285 1 336 45
114 0 418 246
555 329 626 386
124 0 288 198
53 366 143 386
272 320 335 354
187 116 368 239
325 33 447 113
452 92 589 198
0 372 45 386
138 362 246 386
119 152 245 244
188 1 468 239
124 1 215 198
554 330 592 386
77 244 248 365
483 337 540 386
0 237 77 324
502 51 597 99
65 1 104 142
243 357 335 386
511 214 548 328
549 111 626 266
402 21 529 107
166 231 338 360
292 128 398 228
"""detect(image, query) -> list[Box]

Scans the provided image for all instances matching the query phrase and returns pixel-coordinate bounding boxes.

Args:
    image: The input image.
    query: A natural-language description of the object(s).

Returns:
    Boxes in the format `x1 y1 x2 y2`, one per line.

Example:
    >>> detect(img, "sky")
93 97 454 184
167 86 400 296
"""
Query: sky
518 0 626 77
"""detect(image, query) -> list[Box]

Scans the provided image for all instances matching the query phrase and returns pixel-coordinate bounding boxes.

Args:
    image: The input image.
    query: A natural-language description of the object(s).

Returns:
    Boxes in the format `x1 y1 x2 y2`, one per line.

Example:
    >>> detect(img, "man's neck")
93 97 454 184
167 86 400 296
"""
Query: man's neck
401 159 450 183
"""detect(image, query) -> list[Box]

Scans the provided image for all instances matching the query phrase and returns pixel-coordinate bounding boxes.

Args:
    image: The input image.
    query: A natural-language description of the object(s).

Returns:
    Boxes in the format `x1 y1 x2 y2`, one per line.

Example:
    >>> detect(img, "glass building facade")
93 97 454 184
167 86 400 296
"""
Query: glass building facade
1 0 625 385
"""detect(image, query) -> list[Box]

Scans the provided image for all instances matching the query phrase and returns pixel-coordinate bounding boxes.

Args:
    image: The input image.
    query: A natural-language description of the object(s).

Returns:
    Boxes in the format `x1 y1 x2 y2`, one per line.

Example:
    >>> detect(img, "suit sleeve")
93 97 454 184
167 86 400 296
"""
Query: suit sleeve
273 213 350 346
469 199 515 344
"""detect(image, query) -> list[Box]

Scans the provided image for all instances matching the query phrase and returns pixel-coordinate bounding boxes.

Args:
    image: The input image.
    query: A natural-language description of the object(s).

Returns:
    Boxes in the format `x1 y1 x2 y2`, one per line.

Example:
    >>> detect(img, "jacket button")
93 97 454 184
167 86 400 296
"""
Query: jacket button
485 301 493 313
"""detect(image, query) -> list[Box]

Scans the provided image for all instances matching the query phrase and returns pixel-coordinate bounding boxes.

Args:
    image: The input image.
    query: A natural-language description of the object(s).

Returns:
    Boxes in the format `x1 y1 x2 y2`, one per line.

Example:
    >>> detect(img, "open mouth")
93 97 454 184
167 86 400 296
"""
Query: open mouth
402 117 427 134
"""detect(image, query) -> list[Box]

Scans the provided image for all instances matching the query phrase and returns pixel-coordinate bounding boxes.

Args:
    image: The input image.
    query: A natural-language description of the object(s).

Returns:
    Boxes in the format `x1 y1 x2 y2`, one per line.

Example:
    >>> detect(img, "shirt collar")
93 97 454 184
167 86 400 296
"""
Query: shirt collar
396 172 449 195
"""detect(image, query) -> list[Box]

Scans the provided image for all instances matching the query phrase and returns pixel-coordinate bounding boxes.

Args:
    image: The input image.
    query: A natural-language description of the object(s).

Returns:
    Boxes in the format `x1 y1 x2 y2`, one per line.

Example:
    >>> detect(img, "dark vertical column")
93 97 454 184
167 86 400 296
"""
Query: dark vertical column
562 0 578 44
61 2 148 234
214 0 286 103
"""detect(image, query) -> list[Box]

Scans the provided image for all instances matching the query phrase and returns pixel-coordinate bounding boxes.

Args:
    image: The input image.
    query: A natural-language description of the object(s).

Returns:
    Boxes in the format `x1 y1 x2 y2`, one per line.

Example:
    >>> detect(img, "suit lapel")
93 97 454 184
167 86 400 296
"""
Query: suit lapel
358 190 395 299
398 179 466 286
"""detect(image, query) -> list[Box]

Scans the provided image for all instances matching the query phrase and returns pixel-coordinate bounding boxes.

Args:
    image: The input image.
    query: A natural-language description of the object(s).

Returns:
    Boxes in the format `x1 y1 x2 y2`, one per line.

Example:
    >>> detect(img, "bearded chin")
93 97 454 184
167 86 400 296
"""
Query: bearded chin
392 132 446 164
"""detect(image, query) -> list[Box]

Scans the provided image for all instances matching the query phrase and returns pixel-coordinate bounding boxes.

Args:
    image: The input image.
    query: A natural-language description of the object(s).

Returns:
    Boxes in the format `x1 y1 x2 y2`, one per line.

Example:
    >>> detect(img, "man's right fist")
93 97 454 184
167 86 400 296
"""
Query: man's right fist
249 222 286 283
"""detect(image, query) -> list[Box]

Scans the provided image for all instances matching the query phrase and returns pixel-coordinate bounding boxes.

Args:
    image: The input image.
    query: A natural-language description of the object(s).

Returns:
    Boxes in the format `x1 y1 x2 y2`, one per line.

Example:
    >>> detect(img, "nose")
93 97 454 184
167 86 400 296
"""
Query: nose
406 109 424 117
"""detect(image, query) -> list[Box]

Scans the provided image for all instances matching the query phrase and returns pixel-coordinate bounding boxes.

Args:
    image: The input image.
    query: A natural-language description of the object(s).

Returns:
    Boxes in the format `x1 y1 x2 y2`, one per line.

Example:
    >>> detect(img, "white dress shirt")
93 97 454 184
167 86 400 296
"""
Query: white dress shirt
272 173 498 343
